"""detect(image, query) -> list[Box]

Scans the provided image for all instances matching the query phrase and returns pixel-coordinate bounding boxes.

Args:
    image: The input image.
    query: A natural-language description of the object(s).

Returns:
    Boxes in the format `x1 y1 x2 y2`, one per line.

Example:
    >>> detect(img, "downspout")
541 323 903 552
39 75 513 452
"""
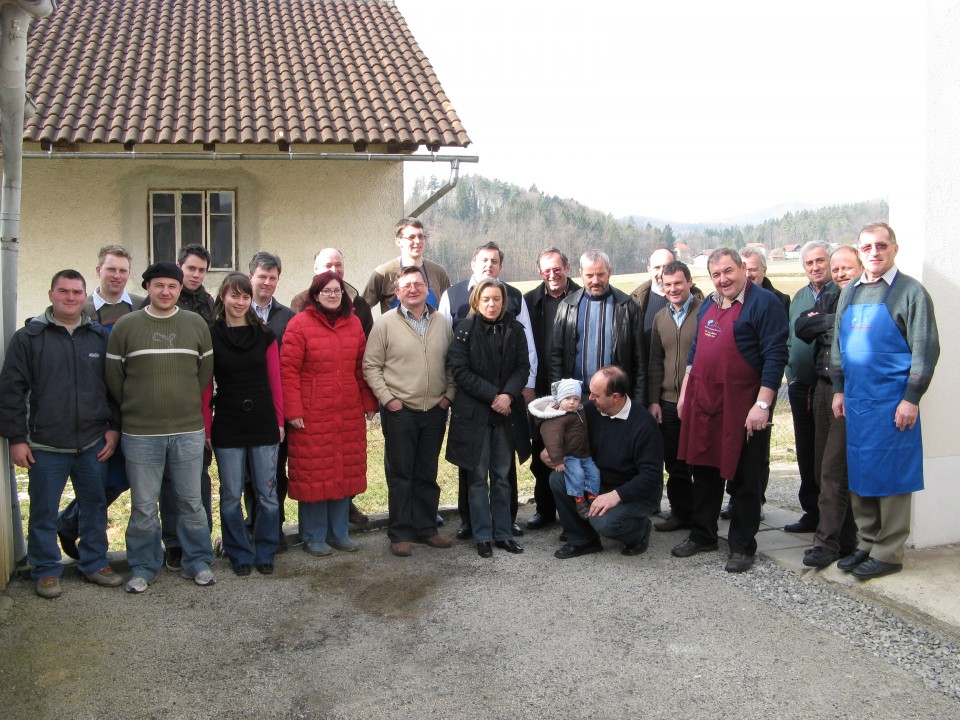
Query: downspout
408 157 461 218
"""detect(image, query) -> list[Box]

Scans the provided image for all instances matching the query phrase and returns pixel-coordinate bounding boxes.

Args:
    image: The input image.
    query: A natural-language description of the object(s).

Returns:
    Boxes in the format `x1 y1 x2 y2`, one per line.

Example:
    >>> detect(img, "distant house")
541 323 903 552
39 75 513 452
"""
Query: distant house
692 249 716 268
18 0 470 322
783 243 802 260
673 242 694 262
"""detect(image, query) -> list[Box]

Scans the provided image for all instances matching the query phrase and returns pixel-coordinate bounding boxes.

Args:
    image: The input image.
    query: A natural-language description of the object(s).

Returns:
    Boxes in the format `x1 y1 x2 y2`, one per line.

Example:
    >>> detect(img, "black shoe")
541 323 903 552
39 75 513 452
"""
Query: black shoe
803 546 839 568
58 531 80 561
554 539 603 559
164 546 183 571
255 563 274 575
671 538 719 558
526 513 556 530
558 532 567 543
495 539 524 554
511 523 524 537
476 541 493 558
837 549 870 572
456 523 473 540
654 515 690 533
852 557 903 580
622 518 652 556
725 552 755 573
233 564 252 576
784 517 817 533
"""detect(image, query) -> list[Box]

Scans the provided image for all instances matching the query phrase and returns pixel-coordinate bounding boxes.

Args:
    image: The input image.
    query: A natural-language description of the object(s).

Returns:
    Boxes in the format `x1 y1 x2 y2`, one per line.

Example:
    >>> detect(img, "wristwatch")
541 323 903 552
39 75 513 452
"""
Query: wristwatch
755 401 769 410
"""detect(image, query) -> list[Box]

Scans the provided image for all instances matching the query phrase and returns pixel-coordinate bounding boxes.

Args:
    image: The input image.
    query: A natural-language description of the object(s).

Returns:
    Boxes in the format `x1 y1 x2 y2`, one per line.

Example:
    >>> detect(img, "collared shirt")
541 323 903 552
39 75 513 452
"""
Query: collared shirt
599 396 632 420
398 303 433 339
253 298 274 324
710 280 748 308
92 288 133 311
669 294 694 328
854 265 899 288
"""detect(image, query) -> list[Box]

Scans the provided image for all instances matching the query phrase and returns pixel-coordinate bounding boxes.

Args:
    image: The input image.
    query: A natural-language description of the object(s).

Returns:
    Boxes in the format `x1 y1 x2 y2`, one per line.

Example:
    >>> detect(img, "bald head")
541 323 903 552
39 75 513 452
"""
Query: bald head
314 248 345 277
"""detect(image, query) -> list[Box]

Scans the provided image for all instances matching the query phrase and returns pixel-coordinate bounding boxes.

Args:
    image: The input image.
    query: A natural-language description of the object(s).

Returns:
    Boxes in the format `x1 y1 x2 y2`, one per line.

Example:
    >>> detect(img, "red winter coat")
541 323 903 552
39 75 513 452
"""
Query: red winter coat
280 308 377 502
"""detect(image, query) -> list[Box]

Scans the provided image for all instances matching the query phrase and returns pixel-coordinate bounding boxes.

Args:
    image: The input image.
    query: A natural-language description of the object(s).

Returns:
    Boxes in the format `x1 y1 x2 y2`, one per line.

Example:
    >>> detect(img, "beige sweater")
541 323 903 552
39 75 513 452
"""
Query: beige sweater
362 308 455 411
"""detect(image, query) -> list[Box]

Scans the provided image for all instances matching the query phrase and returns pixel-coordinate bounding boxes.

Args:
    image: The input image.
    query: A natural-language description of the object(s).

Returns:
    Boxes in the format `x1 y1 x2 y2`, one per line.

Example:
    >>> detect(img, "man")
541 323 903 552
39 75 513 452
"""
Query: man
175 244 216 320
548 366 663 559
106 262 216 592
831 223 939 580
631 247 678 351
57 244 143 559
362 266 455 557
0 270 124 598
783 240 832 534
550 249 646 406
647 261 702 533
522 248 579 530
674 248 788 573
437 241 536 539
290 247 373 335
795 245 863 568
742 249 790 313
363 217 451 314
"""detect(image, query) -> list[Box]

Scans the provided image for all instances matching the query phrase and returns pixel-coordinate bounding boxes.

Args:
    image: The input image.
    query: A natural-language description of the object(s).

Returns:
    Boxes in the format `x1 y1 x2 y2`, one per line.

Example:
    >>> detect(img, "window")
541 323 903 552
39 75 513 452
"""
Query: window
149 190 236 269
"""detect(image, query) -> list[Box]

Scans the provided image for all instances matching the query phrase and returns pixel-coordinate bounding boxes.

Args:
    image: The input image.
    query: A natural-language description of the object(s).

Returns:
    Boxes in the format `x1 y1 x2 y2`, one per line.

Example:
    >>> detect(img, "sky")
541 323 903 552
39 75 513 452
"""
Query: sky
397 0 925 224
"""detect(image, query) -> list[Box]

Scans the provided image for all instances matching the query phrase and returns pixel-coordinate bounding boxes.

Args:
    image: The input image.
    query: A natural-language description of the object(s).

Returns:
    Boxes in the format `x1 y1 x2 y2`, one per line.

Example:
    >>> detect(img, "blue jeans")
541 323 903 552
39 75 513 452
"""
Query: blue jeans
160 444 213 549
27 439 109 579
562 456 601 498
58 450 128 542
122 431 213 581
467 425 513 543
550 471 657 547
214 444 280 566
298 498 350 544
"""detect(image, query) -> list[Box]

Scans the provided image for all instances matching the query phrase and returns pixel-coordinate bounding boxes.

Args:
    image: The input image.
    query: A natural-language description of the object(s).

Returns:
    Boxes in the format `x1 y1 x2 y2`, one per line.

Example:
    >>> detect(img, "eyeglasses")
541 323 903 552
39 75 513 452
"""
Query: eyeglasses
318 289 343 297
398 233 425 242
397 282 426 292
859 242 893 254
540 267 565 276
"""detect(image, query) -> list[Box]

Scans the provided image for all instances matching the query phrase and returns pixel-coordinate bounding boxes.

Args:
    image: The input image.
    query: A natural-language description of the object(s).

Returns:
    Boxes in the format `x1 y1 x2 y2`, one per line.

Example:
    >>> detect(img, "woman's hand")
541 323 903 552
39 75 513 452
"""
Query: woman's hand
278 427 285 443
365 411 377 421
289 418 305 429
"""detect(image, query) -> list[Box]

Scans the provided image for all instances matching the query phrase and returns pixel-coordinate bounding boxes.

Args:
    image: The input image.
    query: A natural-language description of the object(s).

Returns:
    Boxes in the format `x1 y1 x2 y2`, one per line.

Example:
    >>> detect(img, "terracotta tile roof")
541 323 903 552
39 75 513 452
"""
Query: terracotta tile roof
24 0 470 150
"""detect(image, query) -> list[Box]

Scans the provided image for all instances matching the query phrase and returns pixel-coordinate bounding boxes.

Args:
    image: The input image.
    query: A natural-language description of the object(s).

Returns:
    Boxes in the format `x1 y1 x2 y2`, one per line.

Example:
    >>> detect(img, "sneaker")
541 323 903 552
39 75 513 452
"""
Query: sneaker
35 576 62 599
125 576 149 594
83 566 124 587
164 546 183 571
329 537 359 552
193 569 215 586
575 498 590 519
304 541 333 556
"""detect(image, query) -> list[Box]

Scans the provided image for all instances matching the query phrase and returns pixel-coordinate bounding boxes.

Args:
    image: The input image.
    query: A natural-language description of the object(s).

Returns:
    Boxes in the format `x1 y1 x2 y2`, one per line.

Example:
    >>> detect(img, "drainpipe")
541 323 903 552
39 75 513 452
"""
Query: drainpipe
408 157 461 218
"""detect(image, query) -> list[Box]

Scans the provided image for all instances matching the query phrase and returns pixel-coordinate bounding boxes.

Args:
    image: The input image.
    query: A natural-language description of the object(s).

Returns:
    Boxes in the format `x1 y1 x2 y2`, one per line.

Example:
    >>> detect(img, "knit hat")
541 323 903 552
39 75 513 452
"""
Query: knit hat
141 261 184 289
552 378 582 401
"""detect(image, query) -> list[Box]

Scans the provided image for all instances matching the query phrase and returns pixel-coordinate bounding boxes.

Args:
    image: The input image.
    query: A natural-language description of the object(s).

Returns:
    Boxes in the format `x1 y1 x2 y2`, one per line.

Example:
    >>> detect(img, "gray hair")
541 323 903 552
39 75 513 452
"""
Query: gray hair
580 249 612 272
739 248 765 269
800 240 830 261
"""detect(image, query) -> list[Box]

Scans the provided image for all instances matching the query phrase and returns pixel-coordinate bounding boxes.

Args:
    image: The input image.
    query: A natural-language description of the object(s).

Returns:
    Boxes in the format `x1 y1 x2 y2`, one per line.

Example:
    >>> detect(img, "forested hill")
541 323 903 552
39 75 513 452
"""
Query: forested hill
406 174 888 283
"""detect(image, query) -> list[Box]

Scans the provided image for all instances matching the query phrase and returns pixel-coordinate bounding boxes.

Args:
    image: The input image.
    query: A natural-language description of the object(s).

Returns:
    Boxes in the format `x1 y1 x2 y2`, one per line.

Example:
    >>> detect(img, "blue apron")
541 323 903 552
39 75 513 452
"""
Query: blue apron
839 275 923 496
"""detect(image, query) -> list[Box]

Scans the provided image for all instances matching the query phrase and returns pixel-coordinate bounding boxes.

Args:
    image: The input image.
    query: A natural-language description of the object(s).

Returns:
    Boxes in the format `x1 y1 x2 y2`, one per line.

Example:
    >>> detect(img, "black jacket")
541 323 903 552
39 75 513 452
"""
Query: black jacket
0 311 117 448
445 313 532 469
523 278 580 395
549 287 647 405
794 281 840 381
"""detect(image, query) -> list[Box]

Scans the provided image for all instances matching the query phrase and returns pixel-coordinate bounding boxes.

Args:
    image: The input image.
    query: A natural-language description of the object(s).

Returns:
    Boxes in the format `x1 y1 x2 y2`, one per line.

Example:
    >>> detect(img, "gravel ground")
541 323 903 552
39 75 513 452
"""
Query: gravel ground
2 506 959 720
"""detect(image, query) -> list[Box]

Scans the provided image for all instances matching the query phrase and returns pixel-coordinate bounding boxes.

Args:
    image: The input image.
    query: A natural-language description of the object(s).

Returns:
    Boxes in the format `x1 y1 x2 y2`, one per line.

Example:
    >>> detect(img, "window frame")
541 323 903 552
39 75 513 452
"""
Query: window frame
148 189 237 269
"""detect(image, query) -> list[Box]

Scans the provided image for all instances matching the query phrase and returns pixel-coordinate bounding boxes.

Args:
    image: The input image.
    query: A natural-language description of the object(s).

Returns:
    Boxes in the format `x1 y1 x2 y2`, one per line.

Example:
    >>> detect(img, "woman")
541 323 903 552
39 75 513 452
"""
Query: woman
281 270 377 556
446 278 531 558
203 273 283 576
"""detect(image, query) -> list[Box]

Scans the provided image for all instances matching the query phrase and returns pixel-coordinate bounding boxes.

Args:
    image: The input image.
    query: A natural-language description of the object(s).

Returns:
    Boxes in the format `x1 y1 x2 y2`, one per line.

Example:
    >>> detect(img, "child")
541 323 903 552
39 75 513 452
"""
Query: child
528 379 601 518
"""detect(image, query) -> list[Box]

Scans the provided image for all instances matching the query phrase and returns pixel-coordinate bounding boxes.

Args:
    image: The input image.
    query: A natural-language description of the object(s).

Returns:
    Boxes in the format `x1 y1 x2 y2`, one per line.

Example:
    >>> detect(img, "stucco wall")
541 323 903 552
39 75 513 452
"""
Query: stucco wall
17 150 405 323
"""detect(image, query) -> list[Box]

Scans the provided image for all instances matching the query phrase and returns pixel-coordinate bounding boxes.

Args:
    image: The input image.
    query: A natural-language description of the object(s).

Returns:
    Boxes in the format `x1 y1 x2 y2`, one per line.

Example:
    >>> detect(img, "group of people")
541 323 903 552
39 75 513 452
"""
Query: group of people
0 217 939 599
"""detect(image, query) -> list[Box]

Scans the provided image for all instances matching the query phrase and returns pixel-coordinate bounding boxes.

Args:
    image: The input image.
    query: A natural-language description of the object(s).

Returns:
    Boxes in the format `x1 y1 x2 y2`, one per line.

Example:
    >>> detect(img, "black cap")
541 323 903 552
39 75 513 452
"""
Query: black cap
141 261 184 289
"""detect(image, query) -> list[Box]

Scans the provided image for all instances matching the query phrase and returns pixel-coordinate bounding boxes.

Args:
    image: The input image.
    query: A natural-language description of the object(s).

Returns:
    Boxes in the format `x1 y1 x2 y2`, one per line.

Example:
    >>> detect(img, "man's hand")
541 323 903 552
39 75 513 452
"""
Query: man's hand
98 430 120 462
589 490 621 517
438 396 451 410
522 387 536 404
832 393 845 419
491 393 512 416
744 405 769 437
10 443 34 468
384 399 404 413
895 400 919 431
648 402 662 423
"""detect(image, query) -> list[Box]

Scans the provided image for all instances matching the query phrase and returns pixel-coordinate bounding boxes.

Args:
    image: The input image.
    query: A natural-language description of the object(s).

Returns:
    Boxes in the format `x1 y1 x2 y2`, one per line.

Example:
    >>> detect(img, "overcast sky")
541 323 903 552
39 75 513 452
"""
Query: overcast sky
398 0 924 223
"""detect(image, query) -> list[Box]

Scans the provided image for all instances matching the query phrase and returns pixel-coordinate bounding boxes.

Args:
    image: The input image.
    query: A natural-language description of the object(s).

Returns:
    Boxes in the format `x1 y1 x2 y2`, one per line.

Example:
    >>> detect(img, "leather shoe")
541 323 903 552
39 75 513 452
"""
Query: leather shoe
348 501 369 526
784 517 817 533
511 523 524 537
526 513 556 530
554 539 603 559
495 539 524 554
654 515 690 533
476 541 493 558
390 541 412 557
671 538 719 557
622 518 652 556
837 548 870 572
725 552 755 573
802 546 839 568
58 531 80 561
852 557 903 580
423 534 452 549
456 523 473 540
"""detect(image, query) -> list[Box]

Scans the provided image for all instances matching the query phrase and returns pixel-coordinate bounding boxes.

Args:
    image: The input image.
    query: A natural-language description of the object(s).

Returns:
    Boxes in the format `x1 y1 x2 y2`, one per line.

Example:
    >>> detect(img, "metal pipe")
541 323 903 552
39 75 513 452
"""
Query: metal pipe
19 150 479 163
409 157 461 218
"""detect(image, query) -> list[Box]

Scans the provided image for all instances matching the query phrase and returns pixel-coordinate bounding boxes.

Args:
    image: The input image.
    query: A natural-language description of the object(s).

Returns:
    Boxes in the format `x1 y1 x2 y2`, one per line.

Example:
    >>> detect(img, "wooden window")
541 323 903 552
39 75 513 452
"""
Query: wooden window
149 190 236 268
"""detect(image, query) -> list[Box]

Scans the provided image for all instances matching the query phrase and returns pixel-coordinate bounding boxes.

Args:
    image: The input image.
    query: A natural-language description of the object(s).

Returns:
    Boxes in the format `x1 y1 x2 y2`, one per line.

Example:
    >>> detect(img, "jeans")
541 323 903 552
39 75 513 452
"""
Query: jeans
214 444 280 566
549 471 657 548
123 431 213 581
467 425 513 543
160 444 213 549
380 405 447 542
27 439 109 578
57 450 128 542
298 498 350 544
561 456 601 498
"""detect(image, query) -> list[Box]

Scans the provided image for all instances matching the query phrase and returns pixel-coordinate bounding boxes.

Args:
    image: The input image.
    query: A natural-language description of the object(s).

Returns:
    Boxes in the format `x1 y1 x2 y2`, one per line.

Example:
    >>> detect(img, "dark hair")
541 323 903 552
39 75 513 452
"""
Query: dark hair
394 217 425 238
535 247 569 272
248 251 282 275
472 241 504 264
708 247 743 269
858 222 897 245
661 260 691 282
212 272 262 327
50 269 86 291
468 278 507 321
596 365 630 397
178 244 211 267
396 265 425 283
97 244 132 265
308 271 352 317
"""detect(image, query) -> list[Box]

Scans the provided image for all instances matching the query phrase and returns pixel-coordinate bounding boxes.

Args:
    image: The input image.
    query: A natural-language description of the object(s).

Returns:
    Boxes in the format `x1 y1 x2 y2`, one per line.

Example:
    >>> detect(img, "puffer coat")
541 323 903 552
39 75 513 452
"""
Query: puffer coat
280 307 377 502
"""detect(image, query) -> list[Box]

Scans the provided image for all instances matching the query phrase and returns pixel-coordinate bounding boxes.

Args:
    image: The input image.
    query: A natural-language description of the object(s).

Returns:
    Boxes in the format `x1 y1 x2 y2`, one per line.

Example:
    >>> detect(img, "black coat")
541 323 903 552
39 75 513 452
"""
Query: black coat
523 278 580 395
445 313 532 469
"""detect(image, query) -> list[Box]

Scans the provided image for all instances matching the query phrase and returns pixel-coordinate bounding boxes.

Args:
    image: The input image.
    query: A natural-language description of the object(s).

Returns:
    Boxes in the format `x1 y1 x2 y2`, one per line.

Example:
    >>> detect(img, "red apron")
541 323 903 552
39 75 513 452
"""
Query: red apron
678 283 762 480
